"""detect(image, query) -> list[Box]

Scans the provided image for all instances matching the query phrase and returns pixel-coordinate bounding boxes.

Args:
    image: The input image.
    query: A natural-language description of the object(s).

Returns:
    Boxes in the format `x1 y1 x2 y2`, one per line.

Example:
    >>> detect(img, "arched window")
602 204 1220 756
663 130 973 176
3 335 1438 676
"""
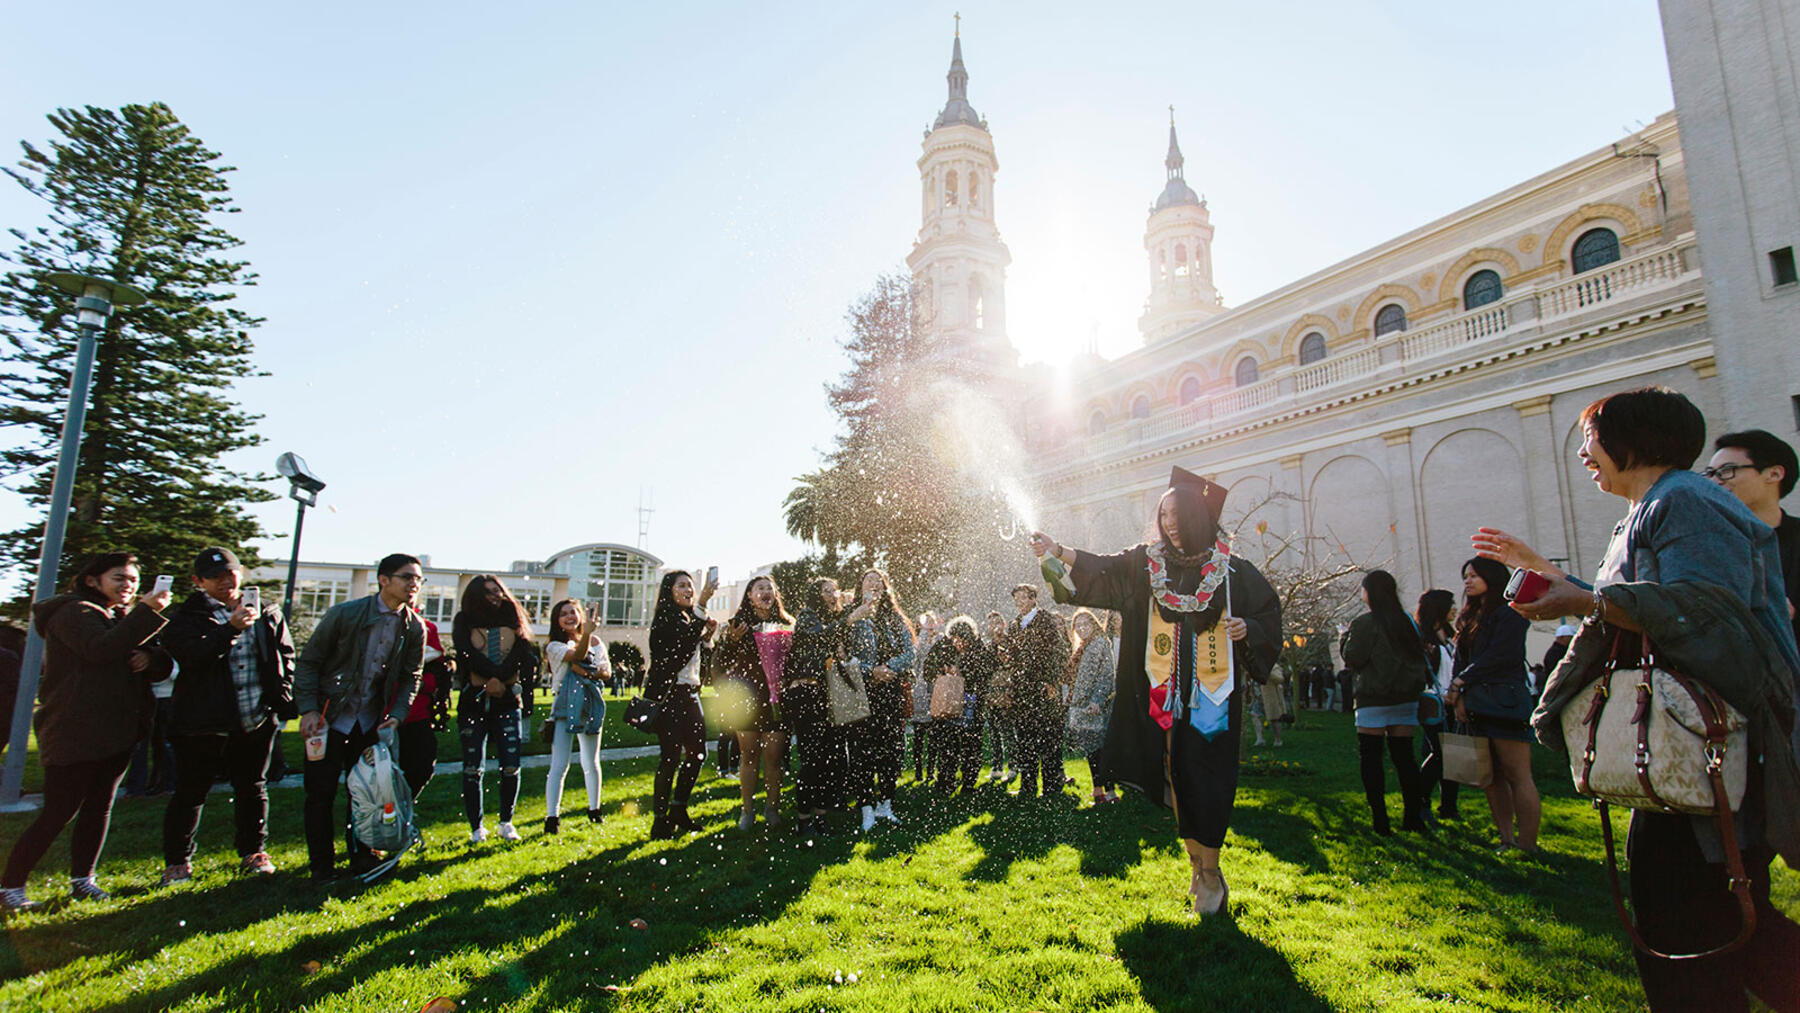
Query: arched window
1462 269 1503 310
1234 357 1259 387
968 172 980 210
970 276 985 331
1178 376 1203 406
1571 227 1620 274
1157 249 1168 283
1174 243 1190 277
1298 332 1328 365
1374 303 1407 336
1088 410 1107 435
1130 395 1151 419
944 169 959 208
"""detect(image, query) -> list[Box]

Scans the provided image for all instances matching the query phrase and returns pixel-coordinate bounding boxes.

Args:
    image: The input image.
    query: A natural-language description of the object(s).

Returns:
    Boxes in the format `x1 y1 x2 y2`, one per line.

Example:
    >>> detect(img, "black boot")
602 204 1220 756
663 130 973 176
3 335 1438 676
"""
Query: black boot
651 763 676 839
1358 734 1391 835
1388 736 1430 833
544 815 560 835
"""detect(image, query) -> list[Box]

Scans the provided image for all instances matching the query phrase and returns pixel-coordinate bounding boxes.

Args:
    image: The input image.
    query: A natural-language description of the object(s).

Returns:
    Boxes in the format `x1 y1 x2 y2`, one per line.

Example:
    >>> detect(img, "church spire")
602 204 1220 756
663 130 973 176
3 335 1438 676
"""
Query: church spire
933 16 985 131
1153 108 1201 211
1165 107 1185 180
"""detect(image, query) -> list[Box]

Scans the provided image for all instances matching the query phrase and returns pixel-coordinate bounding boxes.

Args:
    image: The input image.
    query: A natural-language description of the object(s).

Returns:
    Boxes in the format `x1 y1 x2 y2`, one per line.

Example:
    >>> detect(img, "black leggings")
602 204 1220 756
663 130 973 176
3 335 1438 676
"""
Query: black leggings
851 712 903 805
3 750 131 887
654 688 706 814
794 722 846 812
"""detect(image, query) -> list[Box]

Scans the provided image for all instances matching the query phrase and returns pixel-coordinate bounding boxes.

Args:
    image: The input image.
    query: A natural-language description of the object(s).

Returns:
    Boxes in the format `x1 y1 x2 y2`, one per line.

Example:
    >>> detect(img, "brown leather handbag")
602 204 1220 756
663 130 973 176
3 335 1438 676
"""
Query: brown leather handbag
1559 637 1753 960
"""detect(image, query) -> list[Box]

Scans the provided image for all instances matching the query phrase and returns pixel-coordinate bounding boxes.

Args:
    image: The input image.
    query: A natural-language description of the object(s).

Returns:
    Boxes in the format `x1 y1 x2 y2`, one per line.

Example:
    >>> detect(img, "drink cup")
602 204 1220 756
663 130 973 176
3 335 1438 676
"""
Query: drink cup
305 732 327 762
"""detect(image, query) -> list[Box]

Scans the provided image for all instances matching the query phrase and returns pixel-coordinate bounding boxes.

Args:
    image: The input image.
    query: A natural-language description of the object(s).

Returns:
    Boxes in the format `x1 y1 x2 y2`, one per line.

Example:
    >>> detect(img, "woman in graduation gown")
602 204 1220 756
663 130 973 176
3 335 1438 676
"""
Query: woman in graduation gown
1031 466 1282 916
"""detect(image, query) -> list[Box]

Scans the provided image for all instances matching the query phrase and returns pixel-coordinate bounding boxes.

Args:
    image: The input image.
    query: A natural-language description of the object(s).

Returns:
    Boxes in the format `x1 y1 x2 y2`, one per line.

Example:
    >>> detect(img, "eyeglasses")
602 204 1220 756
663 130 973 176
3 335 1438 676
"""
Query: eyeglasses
387 573 426 585
1699 463 1756 482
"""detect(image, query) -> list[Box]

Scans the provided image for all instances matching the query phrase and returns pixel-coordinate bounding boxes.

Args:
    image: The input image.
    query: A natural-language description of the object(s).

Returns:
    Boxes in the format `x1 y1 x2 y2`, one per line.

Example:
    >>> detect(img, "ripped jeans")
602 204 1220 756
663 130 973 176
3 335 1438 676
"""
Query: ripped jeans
458 687 522 831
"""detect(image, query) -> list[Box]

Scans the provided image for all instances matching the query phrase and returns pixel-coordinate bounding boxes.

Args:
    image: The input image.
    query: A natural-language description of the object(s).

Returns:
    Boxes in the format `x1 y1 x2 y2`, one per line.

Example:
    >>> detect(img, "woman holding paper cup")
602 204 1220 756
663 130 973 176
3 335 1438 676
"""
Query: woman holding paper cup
1030 466 1282 917
717 575 794 830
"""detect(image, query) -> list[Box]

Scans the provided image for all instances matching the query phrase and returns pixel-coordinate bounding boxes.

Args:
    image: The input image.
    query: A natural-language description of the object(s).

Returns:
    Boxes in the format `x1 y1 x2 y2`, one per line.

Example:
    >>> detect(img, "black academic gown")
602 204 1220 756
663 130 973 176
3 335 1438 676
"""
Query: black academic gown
1069 544 1282 846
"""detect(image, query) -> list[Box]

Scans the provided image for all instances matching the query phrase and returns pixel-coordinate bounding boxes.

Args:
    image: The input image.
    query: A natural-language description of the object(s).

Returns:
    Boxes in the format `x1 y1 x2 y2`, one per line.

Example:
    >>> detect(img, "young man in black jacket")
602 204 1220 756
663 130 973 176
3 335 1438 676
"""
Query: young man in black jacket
157 547 296 883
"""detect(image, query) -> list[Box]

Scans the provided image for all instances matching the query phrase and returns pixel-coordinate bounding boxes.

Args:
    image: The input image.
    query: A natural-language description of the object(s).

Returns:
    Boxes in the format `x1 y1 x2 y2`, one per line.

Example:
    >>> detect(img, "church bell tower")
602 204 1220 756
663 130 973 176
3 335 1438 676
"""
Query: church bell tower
1139 111 1223 343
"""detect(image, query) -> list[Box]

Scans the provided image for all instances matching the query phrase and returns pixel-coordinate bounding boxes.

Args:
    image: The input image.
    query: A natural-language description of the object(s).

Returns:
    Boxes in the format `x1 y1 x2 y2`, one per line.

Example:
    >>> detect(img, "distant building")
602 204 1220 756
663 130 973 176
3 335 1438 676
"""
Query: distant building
255 542 663 654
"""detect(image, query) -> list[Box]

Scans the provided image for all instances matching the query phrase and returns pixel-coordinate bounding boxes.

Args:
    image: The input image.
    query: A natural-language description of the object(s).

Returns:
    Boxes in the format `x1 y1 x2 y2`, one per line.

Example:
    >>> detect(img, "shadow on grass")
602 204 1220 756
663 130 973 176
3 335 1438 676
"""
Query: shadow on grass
1115 914 1331 1013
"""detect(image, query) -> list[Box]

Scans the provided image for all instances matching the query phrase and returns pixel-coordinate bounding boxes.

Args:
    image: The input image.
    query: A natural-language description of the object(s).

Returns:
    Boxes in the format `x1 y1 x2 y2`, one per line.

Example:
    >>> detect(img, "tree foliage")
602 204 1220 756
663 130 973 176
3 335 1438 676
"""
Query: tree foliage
0 103 272 598
785 274 1007 609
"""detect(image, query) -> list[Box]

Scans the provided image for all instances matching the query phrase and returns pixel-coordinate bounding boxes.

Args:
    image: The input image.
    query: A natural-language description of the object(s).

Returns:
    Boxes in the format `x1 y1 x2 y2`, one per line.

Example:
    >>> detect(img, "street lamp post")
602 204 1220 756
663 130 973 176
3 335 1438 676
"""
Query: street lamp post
275 453 325 620
1 273 146 810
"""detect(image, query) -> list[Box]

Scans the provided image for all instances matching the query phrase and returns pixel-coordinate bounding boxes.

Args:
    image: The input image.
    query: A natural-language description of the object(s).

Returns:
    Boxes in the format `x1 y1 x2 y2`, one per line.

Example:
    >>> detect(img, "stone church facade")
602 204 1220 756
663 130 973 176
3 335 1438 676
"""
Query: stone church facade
904 30 1715 605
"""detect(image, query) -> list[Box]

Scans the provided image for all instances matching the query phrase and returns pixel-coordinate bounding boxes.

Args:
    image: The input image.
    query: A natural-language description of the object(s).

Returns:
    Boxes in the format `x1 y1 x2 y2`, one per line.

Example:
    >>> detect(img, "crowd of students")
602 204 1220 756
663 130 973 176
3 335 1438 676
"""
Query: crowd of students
1 387 1795 1012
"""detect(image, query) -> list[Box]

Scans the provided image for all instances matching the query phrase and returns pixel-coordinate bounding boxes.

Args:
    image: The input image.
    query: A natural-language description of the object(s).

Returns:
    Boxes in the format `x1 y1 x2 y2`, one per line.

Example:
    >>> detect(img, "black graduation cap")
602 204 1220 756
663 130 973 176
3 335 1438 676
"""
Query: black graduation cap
1170 465 1229 522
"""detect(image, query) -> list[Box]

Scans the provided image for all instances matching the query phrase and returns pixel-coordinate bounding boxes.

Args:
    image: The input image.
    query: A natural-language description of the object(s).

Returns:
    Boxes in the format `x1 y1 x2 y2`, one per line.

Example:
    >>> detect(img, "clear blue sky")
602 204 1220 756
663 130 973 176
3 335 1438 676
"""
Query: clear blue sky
0 2 1675 582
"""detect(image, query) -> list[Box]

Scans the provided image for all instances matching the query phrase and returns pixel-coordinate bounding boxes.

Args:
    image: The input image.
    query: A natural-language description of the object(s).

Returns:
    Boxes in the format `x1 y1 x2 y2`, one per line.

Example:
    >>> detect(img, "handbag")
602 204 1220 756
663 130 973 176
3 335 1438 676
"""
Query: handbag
1439 728 1492 787
930 669 965 720
1559 638 1752 959
827 658 871 726
624 693 662 734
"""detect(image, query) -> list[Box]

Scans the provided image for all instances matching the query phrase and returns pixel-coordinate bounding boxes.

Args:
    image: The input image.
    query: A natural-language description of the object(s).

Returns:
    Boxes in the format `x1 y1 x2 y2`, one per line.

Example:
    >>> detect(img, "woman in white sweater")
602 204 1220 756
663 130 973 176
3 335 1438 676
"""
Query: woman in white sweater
543 599 610 833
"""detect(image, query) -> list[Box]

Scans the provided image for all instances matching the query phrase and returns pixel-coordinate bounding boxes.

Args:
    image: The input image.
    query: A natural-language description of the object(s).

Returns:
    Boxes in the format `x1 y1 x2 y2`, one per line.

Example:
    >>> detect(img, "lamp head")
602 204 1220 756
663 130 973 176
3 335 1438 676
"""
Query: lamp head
45 272 146 329
276 452 326 505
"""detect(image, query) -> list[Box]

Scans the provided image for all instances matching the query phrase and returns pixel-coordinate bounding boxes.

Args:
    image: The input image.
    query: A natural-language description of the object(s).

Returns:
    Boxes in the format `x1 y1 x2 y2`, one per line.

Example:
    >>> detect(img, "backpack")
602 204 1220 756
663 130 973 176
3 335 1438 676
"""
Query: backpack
346 727 418 882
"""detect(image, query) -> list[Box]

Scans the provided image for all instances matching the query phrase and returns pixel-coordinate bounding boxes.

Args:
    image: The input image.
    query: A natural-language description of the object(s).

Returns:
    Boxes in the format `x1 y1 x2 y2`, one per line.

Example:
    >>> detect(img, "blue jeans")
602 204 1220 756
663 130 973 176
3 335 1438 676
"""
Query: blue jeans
458 688 521 830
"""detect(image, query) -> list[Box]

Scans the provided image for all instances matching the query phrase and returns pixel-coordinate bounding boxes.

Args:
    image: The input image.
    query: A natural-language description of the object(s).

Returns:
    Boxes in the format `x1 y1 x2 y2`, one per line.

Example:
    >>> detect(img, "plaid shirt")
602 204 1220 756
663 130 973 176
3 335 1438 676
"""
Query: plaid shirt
208 595 265 732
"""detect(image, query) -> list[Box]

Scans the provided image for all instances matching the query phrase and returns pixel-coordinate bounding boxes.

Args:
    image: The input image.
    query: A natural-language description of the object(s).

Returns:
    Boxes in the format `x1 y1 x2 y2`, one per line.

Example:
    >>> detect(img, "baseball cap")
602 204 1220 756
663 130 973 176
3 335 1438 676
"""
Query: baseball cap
193 547 241 578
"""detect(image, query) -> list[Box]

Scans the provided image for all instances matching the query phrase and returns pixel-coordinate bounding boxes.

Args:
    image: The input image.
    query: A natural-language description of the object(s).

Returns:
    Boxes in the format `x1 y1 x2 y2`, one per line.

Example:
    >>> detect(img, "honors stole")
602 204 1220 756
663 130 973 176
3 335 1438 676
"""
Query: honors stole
1143 584 1235 739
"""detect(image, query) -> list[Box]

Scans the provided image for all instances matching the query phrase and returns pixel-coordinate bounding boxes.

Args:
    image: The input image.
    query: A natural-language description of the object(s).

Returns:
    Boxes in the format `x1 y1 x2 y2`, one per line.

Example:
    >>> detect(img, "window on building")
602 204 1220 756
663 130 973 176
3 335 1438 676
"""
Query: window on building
968 172 980 210
1157 249 1168 283
1174 243 1190 278
1571 227 1621 274
1179 376 1202 406
970 275 985 331
1374 303 1407 336
1234 357 1259 387
1771 246 1797 287
419 586 458 624
1088 410 1107 435
1130 395 1151 419
944 169 959 208
1462 269 1503 310
293 579 351 622
1298 332 1327 365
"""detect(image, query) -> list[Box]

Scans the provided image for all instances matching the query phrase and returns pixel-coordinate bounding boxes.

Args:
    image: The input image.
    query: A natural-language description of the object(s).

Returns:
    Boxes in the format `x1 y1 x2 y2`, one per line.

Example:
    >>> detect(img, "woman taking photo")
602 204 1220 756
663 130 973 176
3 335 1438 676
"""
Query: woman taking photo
2 553 173 910
1444 556 1538 852
543 599 609 834
452 575 538 844
846 569 915 831
1031 466 1282 916
1065 608 1118 805
786 577 850 837
1340 570 1431 835
1414 589 1460 820
718 575 793 830
646 569 717 839
1477 387 1800 1009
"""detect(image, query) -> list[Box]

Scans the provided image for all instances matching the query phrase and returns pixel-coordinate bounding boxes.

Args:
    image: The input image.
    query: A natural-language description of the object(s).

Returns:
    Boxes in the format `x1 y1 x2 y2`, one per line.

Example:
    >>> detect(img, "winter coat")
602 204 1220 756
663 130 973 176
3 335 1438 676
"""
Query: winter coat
999 609 1070 719
292 595 424 727
160 591 297 735
31 593 169 766
1339 612 1429 708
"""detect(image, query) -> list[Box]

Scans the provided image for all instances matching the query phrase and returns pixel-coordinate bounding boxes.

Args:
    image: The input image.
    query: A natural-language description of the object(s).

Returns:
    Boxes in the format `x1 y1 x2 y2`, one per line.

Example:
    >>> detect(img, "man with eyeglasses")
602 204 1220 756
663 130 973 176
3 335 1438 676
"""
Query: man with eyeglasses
294 553 426 883
1705 430 1799 643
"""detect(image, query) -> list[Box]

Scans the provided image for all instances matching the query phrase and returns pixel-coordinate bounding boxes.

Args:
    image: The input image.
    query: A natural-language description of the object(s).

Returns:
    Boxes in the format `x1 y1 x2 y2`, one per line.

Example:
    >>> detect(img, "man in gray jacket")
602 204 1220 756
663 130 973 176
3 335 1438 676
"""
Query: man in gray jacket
295 553 426 882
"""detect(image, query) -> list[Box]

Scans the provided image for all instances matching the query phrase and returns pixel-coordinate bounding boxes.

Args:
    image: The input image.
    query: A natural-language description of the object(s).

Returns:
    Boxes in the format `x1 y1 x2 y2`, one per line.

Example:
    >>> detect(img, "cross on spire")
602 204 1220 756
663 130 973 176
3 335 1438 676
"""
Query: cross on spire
955 12 960 36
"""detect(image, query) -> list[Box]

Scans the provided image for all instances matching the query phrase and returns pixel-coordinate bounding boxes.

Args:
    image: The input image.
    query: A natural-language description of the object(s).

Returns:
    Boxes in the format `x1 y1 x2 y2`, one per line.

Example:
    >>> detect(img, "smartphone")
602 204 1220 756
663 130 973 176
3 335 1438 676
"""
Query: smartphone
706 565 719 586
1504 568 1552 605
152 575 174 595
242 586 261 612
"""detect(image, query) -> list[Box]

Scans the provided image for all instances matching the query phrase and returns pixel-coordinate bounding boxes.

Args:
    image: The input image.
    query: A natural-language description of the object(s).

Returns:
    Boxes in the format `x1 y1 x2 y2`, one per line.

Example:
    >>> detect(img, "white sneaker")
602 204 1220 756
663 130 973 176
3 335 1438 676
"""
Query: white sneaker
1 886 39 911
877 800 901 824
469 825 488 844
860 805 876 832
496 822 521 841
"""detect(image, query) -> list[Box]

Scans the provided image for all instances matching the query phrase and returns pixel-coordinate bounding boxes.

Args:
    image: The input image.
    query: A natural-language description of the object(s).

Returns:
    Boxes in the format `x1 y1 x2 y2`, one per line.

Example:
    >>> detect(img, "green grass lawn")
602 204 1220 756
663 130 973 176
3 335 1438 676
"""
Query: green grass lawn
1 709 1794 1011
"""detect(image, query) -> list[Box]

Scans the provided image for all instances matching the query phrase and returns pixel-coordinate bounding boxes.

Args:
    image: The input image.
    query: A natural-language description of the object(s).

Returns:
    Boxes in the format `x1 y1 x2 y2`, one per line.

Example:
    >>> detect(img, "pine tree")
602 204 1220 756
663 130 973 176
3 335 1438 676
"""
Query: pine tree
0 103 271 599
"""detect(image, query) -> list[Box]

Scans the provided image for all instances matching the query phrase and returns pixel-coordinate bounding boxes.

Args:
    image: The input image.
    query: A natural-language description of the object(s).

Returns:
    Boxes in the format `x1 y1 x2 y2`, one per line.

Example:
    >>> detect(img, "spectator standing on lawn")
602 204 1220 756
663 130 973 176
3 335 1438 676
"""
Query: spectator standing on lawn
786 578 850 837
1415 589 1461 820
998 583 1071 800
543 598 608 833
1706 429 1800 647
399 617 454 801
295 553 425 884
1340 569 1431 836
717 576 792 830
909 611 941 785
846 569 916 830
1252 661 1287 749
2 552 173 910
452 575 538 844
157 547 296 883
646 569 718 839
1065 609 1117 804
982 610 1016 784
121 661 175 798
1443 556 1539 852
0 623 20 759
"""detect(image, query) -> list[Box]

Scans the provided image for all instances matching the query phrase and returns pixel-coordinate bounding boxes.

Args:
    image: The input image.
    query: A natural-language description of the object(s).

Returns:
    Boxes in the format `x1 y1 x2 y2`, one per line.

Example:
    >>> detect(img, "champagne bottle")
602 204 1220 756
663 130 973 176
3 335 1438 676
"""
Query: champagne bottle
1041 554 1077 605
